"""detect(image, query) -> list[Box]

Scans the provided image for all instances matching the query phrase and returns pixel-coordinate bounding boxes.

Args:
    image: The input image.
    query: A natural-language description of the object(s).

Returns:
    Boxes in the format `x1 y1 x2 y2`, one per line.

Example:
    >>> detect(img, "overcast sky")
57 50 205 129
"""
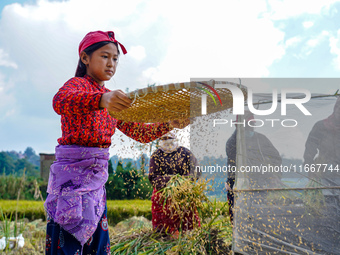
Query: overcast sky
1 0 340 158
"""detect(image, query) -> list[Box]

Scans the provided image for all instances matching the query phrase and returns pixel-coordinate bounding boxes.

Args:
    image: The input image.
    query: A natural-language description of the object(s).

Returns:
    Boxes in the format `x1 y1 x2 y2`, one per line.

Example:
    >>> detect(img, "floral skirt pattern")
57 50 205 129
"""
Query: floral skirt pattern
46 206 110 255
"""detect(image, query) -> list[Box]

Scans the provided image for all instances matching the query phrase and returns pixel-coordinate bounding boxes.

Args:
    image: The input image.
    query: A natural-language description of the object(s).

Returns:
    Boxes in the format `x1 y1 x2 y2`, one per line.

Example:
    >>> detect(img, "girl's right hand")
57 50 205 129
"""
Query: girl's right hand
100 90 132 112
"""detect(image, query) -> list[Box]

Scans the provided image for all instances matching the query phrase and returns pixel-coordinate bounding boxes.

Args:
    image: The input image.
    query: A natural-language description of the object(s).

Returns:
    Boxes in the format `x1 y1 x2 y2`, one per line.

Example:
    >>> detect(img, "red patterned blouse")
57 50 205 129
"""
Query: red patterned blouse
53 75 171 148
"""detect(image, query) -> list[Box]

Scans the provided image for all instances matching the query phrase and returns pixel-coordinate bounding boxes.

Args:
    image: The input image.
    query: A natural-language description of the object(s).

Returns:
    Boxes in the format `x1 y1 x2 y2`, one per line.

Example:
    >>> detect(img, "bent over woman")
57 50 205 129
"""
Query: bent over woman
148 132 200 234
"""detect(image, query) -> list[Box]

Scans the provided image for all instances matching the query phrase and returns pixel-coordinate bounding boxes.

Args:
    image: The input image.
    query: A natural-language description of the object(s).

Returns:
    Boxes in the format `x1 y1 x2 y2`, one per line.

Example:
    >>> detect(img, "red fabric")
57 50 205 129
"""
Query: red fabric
78 31 127 55
151 189 200 234
53 75 171 148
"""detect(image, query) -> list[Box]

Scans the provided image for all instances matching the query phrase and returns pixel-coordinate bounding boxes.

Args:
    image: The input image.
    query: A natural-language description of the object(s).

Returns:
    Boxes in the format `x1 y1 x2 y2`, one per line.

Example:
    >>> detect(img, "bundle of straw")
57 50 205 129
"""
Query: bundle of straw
158 174 209 225
110 175 232 254
110 223 231 255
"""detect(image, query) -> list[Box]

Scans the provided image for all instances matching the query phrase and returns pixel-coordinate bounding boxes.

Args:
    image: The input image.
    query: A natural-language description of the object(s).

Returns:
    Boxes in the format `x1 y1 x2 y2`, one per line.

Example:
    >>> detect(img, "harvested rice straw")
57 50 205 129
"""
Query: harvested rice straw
110 224 231 255
158 174 210 228
110 229 175 254
110 176 232 254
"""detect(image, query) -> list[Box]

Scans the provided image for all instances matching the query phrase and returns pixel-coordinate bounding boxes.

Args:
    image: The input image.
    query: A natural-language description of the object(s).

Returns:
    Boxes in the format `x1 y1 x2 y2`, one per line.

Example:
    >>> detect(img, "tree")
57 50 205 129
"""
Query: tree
15 158 39 177
0 152 15 175
23 147 40 166
108 159 114 174
105 160 153 200
24 147 36 158
0 151 39 177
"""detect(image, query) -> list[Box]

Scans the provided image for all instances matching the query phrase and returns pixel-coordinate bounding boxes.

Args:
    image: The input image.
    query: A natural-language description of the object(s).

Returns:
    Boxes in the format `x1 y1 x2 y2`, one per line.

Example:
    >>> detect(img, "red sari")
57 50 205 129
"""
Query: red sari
151 189 200 234
149 146 201 234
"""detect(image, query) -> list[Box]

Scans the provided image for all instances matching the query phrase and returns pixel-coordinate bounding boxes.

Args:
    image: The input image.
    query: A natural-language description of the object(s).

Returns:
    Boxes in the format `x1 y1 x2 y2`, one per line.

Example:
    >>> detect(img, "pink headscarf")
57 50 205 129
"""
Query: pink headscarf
78 30 127 56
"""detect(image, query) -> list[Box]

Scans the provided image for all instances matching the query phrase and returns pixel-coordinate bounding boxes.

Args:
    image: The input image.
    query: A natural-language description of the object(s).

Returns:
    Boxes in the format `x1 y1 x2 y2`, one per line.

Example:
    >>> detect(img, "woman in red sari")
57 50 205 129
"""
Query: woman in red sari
148 132 200 234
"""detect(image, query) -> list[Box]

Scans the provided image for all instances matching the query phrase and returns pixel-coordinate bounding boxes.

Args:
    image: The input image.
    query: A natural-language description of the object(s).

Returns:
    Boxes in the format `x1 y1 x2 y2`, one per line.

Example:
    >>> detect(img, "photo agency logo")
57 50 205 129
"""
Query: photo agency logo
197 82 223 113
199 82 312 128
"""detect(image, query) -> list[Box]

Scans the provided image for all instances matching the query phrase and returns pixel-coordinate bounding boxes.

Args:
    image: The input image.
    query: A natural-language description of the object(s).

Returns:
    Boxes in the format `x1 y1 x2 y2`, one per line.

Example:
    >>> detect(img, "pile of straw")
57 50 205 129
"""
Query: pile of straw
110 175 232 254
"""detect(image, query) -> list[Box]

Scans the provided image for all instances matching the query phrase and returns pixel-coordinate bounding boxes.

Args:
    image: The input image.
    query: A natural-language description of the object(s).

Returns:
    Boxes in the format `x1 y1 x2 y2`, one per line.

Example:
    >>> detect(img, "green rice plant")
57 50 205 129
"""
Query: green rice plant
0 168 46 201
0 200 46 221
18 213 27 235
199 198 229 221
107 200 152 225
13 168 26 238
0 209 13 251
0 199 154 224
0 174 19 200
0 195 27 252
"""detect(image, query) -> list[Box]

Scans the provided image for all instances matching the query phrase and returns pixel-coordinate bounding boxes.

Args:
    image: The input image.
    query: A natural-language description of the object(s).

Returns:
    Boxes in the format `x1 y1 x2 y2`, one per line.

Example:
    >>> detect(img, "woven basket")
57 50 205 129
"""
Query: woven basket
109 80 247 123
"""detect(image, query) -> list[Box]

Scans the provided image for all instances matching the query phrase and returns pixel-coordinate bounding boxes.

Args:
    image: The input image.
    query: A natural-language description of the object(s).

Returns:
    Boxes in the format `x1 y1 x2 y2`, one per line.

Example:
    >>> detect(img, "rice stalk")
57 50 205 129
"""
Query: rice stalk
0 209 13 251
14 168 25 237
158 174 211 226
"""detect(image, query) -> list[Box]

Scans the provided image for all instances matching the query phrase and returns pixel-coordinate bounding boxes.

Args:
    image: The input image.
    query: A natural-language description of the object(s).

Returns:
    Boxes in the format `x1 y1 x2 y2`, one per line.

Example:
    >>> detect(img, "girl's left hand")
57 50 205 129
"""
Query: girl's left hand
169 119 190 129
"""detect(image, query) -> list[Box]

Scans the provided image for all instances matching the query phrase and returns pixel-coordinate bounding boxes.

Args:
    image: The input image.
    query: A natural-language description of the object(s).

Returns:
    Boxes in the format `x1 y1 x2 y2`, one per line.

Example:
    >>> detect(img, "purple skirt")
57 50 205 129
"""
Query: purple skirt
44 145 110 246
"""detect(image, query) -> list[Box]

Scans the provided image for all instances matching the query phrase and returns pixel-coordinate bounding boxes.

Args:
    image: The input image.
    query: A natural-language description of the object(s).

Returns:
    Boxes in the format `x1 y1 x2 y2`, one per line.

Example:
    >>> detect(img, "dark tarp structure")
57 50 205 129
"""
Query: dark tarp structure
190 78 340 255
233 94 340 254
